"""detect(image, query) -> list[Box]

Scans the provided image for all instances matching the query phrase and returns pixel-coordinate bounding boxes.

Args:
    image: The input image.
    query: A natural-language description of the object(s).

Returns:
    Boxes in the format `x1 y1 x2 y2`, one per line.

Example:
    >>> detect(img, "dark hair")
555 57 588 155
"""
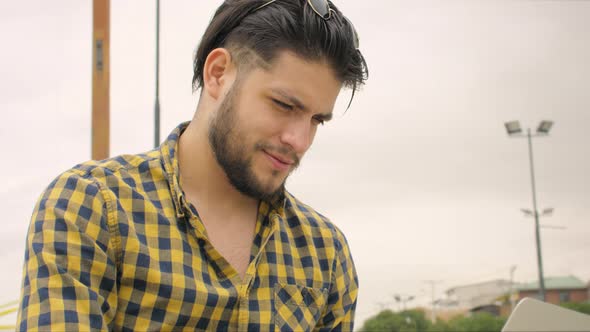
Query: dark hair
192 0 368 104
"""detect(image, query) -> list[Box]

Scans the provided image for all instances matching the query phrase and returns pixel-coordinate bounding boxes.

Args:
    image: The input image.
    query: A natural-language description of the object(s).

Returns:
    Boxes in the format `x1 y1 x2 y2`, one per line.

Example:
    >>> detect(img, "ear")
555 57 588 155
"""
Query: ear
203 48 234 100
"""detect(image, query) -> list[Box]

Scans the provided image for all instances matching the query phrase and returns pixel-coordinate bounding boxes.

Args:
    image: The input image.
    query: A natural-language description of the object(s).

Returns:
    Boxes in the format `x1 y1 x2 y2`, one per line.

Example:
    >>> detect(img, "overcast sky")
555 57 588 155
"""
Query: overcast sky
1 0 589 326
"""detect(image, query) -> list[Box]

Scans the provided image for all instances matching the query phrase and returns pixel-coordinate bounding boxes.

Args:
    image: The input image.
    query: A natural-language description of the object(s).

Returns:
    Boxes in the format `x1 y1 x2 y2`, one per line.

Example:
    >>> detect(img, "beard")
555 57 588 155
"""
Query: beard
208 84 299 201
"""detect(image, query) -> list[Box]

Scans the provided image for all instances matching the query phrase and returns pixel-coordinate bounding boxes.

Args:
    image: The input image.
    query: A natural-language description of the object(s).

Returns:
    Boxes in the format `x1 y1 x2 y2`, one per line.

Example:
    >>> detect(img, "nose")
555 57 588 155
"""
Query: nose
279 118 315 156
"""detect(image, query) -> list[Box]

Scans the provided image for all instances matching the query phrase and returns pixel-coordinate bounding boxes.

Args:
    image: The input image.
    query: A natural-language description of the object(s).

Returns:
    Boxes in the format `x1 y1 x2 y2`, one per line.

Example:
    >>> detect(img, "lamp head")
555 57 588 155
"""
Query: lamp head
537 120 554 134
505 121 522 135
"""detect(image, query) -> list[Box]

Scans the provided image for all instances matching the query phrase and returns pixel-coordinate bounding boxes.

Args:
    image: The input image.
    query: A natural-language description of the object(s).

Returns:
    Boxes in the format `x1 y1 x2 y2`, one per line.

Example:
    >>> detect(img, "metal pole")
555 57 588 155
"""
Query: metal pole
430 284 435 321
509 265 516 312
154 0 161 148
424 280 440 322
527 128 546 301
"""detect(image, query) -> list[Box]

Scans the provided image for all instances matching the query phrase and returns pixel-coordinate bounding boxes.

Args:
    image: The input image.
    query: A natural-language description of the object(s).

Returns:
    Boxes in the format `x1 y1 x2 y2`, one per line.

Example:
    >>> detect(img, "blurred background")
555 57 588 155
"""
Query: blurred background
1 0 589 330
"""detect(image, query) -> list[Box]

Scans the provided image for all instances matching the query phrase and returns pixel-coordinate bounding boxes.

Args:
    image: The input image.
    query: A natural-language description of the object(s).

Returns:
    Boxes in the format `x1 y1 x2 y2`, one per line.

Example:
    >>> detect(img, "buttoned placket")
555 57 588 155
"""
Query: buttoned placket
180 191 284 331
236 210 282 331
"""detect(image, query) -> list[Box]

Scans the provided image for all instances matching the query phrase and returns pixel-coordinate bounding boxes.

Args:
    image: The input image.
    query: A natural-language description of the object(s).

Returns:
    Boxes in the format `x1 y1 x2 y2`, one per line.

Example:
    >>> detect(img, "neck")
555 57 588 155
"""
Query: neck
178 118 258 218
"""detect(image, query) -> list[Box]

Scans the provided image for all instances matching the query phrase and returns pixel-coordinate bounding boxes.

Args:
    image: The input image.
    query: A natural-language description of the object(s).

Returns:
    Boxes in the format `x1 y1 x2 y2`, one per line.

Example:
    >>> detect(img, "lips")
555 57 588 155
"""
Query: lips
263 150 294 171
265 151 294 165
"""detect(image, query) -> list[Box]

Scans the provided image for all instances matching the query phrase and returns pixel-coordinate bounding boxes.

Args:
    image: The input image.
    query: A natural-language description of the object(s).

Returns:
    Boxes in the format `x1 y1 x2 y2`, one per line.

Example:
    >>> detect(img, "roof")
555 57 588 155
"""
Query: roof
446 279 511 294
517 276 588 291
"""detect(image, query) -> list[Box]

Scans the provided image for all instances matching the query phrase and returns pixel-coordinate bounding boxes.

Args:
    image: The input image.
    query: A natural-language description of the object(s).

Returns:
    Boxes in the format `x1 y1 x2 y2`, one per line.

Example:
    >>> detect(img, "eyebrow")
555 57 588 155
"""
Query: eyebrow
270 88 334 122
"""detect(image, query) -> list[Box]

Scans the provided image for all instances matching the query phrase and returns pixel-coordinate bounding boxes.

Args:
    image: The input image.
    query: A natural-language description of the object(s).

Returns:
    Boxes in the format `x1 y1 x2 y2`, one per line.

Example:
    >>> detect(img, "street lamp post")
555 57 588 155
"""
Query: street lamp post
393 294 415 312
504 120 554 302
509 265 517 312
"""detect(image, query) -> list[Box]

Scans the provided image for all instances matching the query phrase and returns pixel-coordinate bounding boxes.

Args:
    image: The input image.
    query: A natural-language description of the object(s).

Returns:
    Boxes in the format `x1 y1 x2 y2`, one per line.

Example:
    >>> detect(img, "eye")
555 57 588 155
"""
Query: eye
313 117 325 126
272 99 294 111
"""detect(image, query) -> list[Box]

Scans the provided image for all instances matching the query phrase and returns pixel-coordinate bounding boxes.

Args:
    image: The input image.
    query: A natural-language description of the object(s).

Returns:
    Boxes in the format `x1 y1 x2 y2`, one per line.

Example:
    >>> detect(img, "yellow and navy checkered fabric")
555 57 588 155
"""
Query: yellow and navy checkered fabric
17 122 358 331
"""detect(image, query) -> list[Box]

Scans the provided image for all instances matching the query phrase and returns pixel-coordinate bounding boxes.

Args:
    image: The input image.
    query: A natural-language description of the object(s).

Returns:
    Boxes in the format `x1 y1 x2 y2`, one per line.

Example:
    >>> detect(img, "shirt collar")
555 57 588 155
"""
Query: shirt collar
160 121 287 219
160 121 189 218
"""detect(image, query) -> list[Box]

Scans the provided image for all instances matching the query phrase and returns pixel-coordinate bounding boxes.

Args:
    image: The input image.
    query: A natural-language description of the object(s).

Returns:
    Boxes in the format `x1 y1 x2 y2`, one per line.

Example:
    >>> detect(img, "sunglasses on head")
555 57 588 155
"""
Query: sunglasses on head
257 0 332 20
254 0 359 49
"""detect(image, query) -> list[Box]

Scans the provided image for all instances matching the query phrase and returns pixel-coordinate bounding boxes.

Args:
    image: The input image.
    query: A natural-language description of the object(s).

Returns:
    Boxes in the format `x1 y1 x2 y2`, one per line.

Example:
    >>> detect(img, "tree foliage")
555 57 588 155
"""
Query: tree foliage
360 310 507 332
359 309 429 332
560 302 590 315
446 313 506 332
360 301 590 332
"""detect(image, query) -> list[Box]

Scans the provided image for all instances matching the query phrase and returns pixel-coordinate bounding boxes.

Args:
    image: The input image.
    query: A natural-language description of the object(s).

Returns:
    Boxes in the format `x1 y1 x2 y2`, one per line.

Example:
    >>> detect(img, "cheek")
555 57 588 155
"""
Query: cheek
237 119 278 150
238 100 278 131
250 112 285 139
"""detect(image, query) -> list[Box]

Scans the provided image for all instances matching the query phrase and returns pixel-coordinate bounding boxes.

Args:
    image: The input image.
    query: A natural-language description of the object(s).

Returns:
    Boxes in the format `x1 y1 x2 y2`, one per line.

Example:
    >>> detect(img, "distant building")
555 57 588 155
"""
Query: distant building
443 279 513 310
437 275 590 319
517 275 589 306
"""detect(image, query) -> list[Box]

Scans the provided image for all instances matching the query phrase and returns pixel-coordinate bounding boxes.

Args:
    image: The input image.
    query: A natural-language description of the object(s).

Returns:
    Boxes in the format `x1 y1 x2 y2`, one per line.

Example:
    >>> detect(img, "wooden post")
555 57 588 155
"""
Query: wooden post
92 0 110 160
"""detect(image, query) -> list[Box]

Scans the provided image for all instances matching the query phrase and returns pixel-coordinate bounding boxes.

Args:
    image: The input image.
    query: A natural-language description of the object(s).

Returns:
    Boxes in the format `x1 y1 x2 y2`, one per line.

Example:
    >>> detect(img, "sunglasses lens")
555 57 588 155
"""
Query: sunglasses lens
308 0 330 19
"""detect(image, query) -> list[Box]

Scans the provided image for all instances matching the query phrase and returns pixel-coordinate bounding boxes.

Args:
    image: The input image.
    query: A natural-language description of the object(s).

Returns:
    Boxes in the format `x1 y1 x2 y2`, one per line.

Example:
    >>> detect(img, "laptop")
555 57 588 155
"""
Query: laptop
502 297 590 332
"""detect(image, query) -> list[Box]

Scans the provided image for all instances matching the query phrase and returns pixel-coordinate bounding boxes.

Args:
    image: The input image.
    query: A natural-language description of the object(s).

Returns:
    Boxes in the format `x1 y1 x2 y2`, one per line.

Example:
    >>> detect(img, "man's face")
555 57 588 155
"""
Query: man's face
208 51 342 201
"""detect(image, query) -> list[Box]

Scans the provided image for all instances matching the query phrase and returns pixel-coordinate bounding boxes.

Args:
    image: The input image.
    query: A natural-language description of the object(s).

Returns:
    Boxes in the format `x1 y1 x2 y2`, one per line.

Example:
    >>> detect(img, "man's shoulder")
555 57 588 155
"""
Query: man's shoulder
63 149 161 181
45 149 163 194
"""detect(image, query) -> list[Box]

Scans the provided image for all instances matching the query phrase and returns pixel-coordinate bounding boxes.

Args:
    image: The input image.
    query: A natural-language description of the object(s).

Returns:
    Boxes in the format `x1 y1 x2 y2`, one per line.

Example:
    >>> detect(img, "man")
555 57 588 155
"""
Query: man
17 0 368 330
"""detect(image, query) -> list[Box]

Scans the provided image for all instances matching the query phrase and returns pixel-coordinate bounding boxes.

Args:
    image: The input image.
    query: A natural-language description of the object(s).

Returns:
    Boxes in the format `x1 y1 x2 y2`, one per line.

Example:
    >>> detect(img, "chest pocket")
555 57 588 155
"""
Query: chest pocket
274 283 328 332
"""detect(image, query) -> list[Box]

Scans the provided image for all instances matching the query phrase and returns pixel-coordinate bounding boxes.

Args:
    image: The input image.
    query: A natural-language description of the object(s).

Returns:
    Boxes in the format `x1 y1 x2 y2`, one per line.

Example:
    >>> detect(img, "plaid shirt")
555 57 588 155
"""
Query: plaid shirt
18 122 358 331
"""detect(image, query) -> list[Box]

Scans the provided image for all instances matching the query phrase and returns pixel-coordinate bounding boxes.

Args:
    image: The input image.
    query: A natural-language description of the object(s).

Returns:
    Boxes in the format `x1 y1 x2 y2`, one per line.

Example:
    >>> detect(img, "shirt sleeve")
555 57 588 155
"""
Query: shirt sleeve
17 170 119 331
315 227 359 332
